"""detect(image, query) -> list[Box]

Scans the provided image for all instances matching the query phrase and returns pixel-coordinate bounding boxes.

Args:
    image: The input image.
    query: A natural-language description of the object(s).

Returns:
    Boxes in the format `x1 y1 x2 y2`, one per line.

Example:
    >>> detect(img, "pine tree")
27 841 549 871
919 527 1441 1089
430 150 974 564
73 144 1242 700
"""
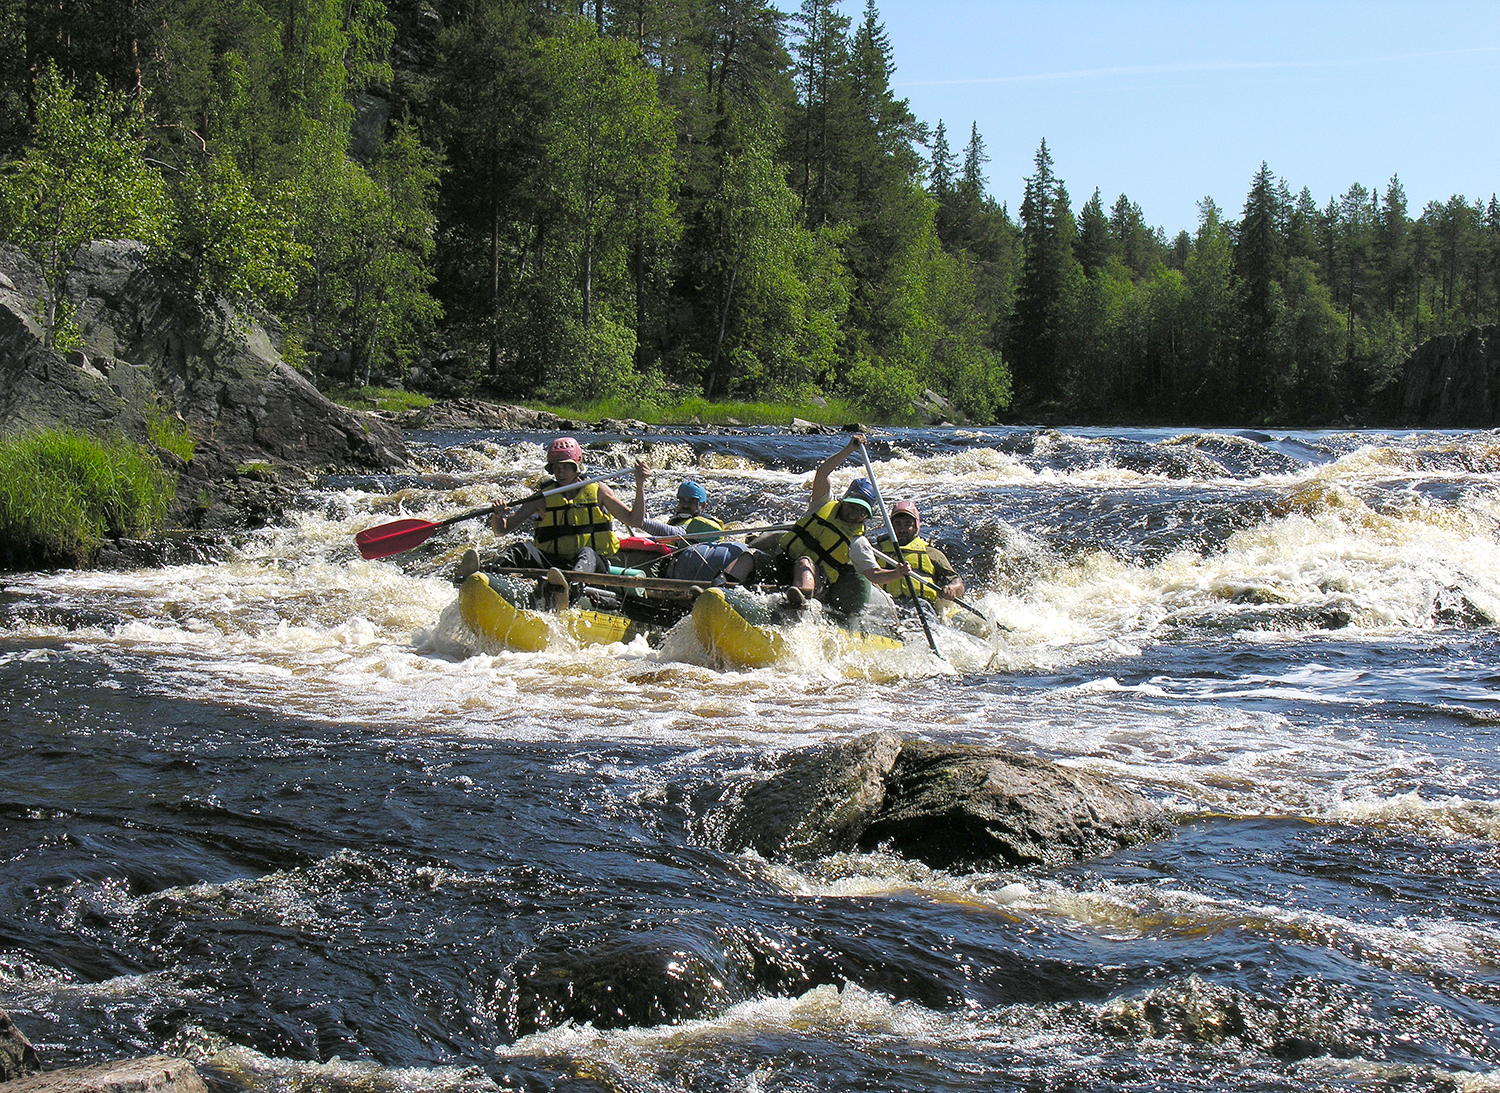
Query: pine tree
1007 139 1076 403
787 0 850 227
1076 189 1112 278
1374 175 1409 320
1233 162 1285 417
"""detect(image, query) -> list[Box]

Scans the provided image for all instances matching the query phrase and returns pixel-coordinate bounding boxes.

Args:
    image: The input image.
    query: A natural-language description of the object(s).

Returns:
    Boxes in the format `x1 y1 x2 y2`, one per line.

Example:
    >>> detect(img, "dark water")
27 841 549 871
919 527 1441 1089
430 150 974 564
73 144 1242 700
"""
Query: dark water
2 425 1498 1092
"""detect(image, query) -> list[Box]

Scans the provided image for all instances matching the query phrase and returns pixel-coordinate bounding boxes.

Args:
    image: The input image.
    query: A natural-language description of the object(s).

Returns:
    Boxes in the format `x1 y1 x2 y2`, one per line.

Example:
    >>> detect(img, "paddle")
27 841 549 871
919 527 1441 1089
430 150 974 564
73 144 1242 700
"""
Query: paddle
354 468 634 560
859 442 942 657
490 567 711 593
633 523 796 544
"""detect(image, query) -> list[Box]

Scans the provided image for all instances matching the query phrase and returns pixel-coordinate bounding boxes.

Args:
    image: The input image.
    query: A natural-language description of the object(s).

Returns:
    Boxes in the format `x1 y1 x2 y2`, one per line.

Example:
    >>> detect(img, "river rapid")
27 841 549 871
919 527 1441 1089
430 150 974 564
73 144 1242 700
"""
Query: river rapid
1 424 1498 1093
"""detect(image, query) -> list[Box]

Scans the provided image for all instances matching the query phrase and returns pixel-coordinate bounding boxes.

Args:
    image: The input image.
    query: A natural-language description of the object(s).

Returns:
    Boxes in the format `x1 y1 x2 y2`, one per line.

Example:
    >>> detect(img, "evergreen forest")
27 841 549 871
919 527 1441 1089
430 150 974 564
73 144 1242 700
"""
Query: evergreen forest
1 0 1497 425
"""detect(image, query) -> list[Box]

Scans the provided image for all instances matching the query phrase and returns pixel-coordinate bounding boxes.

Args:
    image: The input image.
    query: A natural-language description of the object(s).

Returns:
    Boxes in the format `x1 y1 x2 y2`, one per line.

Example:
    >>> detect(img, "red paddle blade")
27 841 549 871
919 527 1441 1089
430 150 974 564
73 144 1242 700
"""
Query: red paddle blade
354 518 440 559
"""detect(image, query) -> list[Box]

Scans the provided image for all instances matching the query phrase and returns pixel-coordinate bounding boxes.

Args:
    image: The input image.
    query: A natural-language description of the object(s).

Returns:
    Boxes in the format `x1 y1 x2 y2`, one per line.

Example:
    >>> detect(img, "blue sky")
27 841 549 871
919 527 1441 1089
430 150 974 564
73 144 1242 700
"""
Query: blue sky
849 1 1500 236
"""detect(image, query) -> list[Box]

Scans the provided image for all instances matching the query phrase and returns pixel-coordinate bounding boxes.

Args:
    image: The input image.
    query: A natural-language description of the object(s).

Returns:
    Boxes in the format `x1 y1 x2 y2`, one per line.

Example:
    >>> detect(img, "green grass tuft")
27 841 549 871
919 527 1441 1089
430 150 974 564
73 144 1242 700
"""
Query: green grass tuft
147 407 196 461
0 428 177 568
323 385 435 413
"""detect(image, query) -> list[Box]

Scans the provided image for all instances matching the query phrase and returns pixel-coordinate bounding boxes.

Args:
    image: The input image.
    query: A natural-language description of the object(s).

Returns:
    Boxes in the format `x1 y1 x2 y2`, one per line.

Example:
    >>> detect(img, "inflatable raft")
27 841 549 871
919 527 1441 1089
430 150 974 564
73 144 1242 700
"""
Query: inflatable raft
691 587 903 669
458 572 633 652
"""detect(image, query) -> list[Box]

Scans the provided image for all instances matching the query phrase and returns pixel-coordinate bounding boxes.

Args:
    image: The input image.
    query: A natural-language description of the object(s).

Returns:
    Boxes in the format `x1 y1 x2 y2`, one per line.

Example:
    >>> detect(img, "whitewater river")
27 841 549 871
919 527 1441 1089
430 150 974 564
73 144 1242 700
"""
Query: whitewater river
1 424 1498 1093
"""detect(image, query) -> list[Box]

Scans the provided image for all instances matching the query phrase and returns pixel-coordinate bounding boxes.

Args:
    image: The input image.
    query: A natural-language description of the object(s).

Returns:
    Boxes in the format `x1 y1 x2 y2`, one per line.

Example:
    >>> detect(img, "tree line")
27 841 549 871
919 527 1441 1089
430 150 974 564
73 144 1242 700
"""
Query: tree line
0 0 1495 424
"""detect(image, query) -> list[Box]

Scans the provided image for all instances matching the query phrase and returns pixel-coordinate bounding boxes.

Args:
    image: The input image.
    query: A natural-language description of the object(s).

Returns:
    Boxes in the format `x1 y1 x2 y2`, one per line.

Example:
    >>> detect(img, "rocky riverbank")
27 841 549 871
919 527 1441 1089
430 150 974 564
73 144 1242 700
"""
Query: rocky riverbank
0 242 405 549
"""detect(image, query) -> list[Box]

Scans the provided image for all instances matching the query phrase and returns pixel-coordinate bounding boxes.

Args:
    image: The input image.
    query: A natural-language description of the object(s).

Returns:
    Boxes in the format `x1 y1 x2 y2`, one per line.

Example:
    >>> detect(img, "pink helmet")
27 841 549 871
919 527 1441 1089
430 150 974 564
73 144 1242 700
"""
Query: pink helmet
546 436 584 466
891 500 920 526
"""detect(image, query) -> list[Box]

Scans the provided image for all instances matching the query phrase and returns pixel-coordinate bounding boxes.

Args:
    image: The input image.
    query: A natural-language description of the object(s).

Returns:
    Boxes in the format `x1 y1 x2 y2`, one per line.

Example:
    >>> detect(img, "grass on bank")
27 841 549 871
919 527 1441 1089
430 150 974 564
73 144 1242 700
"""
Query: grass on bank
529 393 886 427
0 429 176 567
323 385 435 413
320 380 905 427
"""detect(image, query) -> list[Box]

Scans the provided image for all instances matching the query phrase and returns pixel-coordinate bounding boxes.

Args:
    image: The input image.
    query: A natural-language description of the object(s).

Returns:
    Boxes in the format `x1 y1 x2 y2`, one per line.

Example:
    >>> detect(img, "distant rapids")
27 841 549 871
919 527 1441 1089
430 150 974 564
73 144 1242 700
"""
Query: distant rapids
1 424 1497 1093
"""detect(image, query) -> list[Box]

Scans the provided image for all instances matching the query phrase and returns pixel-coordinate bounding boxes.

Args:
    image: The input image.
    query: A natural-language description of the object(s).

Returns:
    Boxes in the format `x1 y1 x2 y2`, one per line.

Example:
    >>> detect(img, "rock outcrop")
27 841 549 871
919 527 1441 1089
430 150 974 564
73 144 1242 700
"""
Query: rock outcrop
1397 325 1500 427
702 732 1162 870
1 1008 41 1081
0 241 406 532
0 1056 206 1093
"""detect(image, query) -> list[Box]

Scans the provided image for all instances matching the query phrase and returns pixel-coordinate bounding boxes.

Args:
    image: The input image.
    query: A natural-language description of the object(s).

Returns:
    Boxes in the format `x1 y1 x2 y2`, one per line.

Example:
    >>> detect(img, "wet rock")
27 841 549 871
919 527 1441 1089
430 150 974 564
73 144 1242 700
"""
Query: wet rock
707 732 903 860
511 931 742 1034
92 535 233 569
861 741 1161 869
703 732 1160 870
1 1056 207 1093
1 1007 41 1080
1161 599 1354 636
0 590 125 630
1113 442 1223 480
397 398 570 431
1099 975 1253 1044
1097 975 1379 1061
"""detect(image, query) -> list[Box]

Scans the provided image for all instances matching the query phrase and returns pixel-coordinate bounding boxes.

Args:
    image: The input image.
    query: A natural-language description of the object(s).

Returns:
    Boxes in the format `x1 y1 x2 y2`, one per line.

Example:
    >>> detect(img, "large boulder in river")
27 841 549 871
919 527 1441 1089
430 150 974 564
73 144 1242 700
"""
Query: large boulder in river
0 242 405 526
1396 324 1500 427
703 732 1161 870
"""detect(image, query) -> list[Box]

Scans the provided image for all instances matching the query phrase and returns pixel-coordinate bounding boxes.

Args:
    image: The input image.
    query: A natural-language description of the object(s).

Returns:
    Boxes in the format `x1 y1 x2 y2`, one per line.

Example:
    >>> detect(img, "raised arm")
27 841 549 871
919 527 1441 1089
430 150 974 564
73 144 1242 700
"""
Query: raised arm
598 460 650 527
809 433 865 501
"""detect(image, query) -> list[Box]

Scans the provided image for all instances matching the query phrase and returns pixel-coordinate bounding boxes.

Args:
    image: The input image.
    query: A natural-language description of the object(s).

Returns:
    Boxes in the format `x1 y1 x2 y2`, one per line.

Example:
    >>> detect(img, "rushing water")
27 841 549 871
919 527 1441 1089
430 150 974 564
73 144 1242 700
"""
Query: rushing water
2 425 1499 1093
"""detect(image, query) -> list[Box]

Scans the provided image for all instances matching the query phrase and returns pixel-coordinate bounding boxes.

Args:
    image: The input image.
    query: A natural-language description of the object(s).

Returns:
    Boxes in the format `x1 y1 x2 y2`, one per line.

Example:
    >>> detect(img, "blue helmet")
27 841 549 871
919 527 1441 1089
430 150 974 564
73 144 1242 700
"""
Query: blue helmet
842 478 876 515
676 480 709 505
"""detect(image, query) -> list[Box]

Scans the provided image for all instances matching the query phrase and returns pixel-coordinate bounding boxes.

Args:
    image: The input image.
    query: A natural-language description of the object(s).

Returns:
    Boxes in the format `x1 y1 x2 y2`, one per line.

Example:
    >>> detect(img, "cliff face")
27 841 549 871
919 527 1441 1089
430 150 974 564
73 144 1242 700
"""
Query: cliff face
1397 325 1500 428
0 241 406 469
0 242 407 533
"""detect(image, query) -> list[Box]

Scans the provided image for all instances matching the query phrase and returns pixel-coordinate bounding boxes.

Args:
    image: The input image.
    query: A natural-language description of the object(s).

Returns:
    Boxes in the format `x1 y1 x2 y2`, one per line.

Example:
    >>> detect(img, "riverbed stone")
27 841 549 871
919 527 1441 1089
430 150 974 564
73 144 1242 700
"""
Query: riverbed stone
0 1008 41 1080
705 732 1160 870
0 1056 206 1093
706 731 903 860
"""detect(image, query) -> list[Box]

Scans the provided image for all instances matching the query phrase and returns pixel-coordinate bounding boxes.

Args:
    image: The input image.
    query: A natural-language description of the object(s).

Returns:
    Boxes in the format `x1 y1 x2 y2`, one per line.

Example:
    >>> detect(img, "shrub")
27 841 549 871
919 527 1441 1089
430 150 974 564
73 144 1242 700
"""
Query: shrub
0 429 176 568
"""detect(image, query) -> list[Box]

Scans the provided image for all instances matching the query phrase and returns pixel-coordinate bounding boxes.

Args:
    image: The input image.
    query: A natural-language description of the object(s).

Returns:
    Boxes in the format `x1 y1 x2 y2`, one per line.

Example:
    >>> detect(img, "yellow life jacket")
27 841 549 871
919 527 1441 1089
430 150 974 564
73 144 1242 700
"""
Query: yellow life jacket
784 500 863 586
534 481 619 561
874 534 940 600
668 513 724 540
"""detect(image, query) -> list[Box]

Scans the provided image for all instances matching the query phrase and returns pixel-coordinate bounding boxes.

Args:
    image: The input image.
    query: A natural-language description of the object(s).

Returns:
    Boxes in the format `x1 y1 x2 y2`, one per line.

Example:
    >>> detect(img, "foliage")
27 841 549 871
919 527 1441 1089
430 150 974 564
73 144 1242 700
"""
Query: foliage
171 153 308 305
0 1 1494 426
0 429 176 567
0 64 170 345
534 18 677 337
530 392 870 427
147 407 196 461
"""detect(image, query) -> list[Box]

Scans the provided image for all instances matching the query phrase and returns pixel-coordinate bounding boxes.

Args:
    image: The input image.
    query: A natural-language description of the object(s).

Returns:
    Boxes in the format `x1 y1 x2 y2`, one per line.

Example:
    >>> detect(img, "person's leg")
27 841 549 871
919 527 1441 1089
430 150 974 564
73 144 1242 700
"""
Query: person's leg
821 571 871 622
568 547 607 574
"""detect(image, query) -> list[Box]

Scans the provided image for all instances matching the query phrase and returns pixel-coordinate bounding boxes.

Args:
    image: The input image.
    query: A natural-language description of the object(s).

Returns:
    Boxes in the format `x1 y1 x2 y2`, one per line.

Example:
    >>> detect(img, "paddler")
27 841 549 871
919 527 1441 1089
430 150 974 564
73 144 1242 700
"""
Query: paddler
775 433 913 619
633 476 753 585
661 480 724 540
460 437 648 590
871 500 966 621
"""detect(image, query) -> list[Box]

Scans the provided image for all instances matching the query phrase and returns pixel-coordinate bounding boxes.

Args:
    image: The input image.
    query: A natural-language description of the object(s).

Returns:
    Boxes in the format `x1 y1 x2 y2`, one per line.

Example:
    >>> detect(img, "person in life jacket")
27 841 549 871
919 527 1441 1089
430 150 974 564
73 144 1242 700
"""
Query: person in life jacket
631 476 749 585
637 480 725 541
872 500 966 616
475 436 648 582
777 433 913 618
